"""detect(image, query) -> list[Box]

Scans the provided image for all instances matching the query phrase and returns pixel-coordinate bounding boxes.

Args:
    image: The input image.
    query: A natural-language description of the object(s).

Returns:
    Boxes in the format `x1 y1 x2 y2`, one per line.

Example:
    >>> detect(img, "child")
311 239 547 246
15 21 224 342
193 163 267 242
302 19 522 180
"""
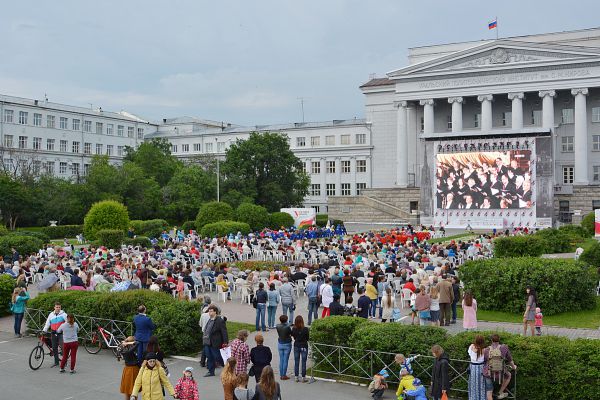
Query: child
234 372 255 400
410 289 419 325
368 373 388 400
404 378 428 400
396 368 415 400
394 353 419 376
174 367 199 400
534 307 543 336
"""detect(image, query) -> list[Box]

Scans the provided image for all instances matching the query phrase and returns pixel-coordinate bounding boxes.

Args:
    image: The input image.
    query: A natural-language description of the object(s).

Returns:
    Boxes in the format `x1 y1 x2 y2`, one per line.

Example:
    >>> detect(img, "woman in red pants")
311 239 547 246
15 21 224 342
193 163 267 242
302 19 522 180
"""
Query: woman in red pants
57 314 79 373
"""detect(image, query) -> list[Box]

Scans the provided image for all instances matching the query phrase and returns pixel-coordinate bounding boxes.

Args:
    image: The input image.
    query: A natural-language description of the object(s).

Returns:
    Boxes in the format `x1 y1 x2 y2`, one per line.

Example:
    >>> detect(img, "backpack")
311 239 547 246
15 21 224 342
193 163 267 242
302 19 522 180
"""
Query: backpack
488 345 504 374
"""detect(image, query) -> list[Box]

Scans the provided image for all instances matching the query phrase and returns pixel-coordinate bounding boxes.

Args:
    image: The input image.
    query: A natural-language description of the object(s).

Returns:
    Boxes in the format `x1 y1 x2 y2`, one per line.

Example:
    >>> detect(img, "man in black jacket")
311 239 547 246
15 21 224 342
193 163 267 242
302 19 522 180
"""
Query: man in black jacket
202 304 228 377
329 294 345 316
356 288 371 319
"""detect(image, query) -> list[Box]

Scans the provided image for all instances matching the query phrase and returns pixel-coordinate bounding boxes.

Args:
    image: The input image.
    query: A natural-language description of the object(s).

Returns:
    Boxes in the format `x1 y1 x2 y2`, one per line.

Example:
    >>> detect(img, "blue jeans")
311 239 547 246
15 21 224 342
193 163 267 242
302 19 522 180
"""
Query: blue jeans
294 346 308 378
377 297 383 318
267 305 277 328
204 345 222 374
282 303 294 323
278 341 292 377
451 301 458 321
370 299 378 317
307 297 318 325
13 312 24 335
256 303 266 331
137 341 148 366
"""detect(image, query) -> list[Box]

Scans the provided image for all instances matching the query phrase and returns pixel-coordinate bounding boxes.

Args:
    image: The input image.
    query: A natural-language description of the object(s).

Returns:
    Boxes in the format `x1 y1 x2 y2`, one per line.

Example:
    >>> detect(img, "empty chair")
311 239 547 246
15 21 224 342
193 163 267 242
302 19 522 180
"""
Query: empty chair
401 288 413 309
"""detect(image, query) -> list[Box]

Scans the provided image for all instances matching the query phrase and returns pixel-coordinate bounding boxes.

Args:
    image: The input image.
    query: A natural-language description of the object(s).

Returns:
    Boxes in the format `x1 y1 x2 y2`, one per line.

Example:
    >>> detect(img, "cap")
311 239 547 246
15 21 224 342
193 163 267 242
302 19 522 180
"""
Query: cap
184 367 194 373
145 352 157 360
413 378 421 386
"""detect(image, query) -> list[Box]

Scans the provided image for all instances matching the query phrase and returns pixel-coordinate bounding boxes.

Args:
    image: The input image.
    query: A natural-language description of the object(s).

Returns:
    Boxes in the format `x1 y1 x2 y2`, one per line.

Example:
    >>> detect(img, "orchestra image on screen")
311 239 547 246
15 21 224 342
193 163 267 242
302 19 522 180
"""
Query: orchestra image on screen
435 150 532 210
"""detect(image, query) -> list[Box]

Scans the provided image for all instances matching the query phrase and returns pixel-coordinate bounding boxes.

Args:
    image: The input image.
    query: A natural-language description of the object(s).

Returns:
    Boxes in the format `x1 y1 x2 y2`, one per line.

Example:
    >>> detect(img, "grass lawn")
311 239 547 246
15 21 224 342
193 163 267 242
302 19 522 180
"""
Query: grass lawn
226 321 256 341
457 297 600 329
430 232 477 244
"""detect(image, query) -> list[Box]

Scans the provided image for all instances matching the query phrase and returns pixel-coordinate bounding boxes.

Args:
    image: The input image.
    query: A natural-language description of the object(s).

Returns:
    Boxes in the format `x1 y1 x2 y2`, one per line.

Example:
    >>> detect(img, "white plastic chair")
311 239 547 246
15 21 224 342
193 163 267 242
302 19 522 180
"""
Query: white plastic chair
401 289 413 309
357 277 366 290
217 285 228 302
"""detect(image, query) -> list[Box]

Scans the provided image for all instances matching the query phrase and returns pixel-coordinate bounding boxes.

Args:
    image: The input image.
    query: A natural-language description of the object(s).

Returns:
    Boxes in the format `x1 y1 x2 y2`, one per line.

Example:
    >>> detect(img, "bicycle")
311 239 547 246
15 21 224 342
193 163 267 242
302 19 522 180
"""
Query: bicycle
29 332 63 370
83 325 124 359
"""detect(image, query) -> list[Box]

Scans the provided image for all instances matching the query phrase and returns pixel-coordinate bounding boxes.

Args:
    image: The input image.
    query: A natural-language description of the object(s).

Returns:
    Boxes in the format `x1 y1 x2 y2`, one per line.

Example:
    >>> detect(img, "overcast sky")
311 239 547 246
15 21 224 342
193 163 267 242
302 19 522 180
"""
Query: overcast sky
2 1 600 125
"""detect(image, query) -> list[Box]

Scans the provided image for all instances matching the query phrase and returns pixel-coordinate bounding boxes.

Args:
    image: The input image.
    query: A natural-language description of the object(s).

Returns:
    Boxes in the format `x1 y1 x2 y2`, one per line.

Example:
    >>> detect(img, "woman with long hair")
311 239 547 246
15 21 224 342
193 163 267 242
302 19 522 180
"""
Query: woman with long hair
380 286 395 322
131 353 176 400
221 357 238 400
462 290 478 331
291 315 310 382
119 336 139 400
429 285 441 326
254 366 282 400
11 287 29 337
467 335 486 400
523 286 537 336
57 313 79 373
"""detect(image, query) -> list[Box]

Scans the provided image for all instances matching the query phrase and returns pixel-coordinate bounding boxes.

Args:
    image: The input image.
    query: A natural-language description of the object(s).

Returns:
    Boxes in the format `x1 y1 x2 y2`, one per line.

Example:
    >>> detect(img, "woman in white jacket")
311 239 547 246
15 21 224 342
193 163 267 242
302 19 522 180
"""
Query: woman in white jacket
319 277 334 318
381 287 396 322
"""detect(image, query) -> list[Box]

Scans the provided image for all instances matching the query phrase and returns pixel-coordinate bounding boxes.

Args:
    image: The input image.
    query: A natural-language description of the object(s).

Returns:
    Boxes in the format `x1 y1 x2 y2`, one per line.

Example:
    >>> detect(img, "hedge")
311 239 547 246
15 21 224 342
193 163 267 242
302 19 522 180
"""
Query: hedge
195 201 234 229
310 317 600 400
8 230 50 244
180 220 196 233
0 235 44 258
84 200 130 240
579 241 600 269
0 225 9 236
129 219 169 239
41 225 84 239
0 274 15 316
97 229 125 249
460 258 597 315
581 212 595 237
26 290 252 355
235 203 270 232
316 214 328 227
229 261 289 272
494 228 583 257
123 236 152 248
200 220 250 238
269 212 294 229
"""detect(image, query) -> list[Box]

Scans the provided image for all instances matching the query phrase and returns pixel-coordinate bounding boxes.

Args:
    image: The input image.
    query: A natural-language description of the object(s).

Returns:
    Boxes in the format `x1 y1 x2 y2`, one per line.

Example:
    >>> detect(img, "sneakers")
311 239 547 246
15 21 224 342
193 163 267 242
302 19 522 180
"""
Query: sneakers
59 368 65 373
497 392 508 399
51 363 59 368
203 372 215 377
70 370 76 374
281 375 290 380
295 376 300 382
302 377 309 383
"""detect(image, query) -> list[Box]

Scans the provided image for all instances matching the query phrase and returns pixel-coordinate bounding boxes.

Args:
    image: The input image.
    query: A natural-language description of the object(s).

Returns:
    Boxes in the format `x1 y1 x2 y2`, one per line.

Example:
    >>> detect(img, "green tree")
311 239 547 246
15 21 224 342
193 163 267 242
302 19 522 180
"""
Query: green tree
161 165 216 223
120 162 162 220
235 203 270 231
0 174 34 229
84 200 130 239
195 201 234 229
125 138 181 186
33 176 84 226
221 132 310 212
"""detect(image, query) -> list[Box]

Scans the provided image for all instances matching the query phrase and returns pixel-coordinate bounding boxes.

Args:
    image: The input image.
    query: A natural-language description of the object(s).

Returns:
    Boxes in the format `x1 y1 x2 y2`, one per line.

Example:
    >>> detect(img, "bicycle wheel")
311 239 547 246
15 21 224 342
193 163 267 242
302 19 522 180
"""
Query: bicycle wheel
28 345 44 370
83 333 102 354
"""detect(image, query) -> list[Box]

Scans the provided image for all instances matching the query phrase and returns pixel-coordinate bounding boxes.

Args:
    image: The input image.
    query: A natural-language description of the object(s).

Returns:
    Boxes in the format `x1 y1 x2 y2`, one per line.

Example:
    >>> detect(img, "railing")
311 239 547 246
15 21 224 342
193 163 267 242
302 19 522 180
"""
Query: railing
25 308 133 340
309 342 516 399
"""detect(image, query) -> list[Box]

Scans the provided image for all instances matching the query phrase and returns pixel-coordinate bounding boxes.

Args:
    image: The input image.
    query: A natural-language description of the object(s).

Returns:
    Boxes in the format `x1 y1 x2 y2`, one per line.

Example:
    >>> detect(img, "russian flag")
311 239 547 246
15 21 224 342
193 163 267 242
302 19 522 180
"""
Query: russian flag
488 19 497 30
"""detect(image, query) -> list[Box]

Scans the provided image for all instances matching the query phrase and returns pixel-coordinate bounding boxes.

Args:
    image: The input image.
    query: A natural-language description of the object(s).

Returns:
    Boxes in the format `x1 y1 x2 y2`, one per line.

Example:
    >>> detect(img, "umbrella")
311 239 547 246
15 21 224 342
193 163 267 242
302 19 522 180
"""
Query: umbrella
37 274 59 291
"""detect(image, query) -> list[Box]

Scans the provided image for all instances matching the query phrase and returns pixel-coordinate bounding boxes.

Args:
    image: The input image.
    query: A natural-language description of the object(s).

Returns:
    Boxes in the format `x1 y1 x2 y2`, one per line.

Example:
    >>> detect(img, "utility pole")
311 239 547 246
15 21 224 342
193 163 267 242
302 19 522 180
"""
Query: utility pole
215 137 220 202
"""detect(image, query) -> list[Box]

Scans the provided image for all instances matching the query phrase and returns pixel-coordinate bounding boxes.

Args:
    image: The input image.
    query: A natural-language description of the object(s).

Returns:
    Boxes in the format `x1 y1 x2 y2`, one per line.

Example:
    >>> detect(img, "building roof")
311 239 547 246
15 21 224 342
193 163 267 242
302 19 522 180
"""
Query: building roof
359 77 394 88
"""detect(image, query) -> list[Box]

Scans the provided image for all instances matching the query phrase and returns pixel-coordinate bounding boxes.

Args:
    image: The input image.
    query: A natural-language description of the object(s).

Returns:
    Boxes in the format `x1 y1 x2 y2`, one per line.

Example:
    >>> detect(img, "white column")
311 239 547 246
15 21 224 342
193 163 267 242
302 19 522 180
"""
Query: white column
508 92 525 129
572 88 589 185
335 157 342 195
395 101 408 187
477 94 493 132
320 158 327 198
539 90 556 130
366 156 372 188
350 156 357 195
448 97 463 132
419 99 435 134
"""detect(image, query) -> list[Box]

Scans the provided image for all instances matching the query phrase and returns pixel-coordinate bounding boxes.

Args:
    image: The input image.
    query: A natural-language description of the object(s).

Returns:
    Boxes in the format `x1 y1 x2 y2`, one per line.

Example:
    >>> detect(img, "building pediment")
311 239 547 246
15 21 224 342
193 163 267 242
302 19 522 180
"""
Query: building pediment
388 40 600 78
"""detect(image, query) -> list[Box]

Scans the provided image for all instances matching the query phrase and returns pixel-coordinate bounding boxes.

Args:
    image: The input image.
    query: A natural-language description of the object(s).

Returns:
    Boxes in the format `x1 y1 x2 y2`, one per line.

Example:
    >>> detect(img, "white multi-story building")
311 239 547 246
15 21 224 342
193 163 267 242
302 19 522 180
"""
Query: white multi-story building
0 94 155 179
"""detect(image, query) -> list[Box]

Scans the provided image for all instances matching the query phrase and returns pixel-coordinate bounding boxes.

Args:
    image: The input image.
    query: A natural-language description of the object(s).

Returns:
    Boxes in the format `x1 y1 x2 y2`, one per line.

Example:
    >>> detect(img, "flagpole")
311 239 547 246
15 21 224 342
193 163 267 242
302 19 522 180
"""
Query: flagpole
496 16 499 39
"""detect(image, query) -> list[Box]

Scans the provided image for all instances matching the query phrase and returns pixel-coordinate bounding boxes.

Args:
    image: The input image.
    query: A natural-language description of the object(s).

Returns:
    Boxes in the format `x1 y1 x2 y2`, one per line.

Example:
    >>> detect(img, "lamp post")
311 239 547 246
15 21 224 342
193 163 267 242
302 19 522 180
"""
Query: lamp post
215 137 220 202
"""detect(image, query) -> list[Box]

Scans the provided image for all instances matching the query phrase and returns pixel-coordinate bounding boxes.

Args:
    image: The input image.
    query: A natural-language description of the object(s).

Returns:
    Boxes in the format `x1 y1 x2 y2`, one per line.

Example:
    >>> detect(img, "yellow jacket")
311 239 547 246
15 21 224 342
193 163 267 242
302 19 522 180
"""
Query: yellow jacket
366 283 378 300
131 364 175 400
396 374 416 398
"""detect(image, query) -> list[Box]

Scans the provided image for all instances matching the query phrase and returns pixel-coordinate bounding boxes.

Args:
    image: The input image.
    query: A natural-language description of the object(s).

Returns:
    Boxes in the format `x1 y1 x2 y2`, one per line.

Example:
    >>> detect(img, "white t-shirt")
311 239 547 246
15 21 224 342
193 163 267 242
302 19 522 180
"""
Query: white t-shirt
320 284 334 307
468 345 485 363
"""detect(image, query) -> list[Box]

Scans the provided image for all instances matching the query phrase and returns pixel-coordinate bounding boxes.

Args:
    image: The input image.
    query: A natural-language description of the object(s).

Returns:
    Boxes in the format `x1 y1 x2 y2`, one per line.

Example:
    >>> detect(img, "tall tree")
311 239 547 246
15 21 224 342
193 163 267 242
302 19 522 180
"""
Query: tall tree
221 132 309 212
124 138 181 186
0 174 33 229
161 164 216 222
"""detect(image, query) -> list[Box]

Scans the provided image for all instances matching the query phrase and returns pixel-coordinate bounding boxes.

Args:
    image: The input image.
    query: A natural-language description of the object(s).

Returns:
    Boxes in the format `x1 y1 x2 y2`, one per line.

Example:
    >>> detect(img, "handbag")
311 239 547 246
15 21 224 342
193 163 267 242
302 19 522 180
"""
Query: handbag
248 364 255 376
441 392 449 400
419 310 431 319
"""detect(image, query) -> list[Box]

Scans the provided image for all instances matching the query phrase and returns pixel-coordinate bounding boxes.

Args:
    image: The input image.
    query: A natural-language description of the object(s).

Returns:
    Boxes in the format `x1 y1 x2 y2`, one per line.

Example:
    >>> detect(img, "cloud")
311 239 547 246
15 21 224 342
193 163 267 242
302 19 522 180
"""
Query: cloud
225 91 292 109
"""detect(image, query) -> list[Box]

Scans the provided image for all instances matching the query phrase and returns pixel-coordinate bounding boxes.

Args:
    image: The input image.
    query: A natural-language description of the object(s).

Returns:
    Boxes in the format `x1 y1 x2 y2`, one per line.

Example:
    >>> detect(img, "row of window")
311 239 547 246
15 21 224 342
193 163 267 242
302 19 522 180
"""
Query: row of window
3 135 124 156
295 133 367 147
2 159 91 176
560 135 600 152
2 109 144 138
561 165 600 183
309 183 367 196
171 142 224 154
301 159 367 174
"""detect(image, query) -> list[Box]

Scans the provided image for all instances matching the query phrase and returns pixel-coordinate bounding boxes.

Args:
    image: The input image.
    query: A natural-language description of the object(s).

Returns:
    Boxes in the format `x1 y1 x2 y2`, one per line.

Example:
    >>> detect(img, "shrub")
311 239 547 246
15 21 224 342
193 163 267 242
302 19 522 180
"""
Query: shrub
579 241 600 268
269 212 295 229
8 230 50 244
0 225 9 236
229 261 289 272
123 236 152 248
96 229 125 249
200 220 250 238
195 201 234 229
84 200 130 240
310 316 370 346
460 258 597 315
581 212 595 236
180 220 196 233
0 274 15 316
235 203 270 231
0 235 43 258
129 219 169 239
557 224 589 238
316 214 328 227
534 228 581 253
41 225 84 239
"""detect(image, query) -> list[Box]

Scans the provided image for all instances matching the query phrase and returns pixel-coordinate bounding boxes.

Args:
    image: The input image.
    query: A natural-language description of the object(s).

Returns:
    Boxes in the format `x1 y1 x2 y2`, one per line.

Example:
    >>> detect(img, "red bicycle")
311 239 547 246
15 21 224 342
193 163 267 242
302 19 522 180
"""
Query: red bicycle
29 332 63 370
83 326 123 359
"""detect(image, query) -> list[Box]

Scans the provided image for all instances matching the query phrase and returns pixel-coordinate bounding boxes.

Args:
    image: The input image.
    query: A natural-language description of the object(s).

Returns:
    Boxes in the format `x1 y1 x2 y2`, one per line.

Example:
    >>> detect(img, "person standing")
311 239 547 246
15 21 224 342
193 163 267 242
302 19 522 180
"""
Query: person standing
250 334 272 383
365 278 378 319
342 269 355 303
376 276 388 319
11 287 29 337
134 305 156 366
254 283 268 332
380 287 395 322
430 345 450 400
523 286 537 336
57 314 79 373
221 357 238 400
267 283 280 329
304 275 319 325
42 302 68 367
483 334 517 400
291 315 309 383
436 274 454 326
319 278 334 318
462 291 478 331
203 305 229 377
119 336 140 400
275 315 292 380
415 286 431 326
230 330 251 376
450 276 461 324
356 288 371 319
131 353 176 400
254 366 282 400
175 367 199 400
278 278 296 323
467 335 486 400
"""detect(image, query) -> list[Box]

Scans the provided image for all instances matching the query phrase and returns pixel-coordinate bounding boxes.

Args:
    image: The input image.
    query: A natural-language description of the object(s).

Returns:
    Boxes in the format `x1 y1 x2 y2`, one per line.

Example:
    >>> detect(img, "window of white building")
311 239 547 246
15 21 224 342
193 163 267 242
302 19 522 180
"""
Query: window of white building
311 161 320 174
356 159 367 173
182 144 189 152
118 125 124 136
341 183 351 196
561 136 574 152
502 112 512 127
18 111 28 125
296 137 305 147
128 127 134 138
72 141 80 153
117 146 124 156
356 133 366 144
446 115 452 130
356 182 367 195
205 142 213 153
137 128 144 139
3 109 13 123
60 140 68 152
326 184 336 196
531 110 542 126
83 120 92 132
46 139 55 151
326 160 336 173
47 115 55 128
45 161 55 175
341 135 350 145
193 143 201 152
594 166 600 182
171 144 178 153
33 113 42 126
561 108 574 124
310 184 321 196
84 142 91 154
72 119 80 131
217 142 225 152
18 136 27 149
341 160 351 173
593 107 600 123
310 136 320 146
563 166 574 184
59 162 67 174
106 145 113 156
33 137 42 150
71 163 80 176
96 122 103 134
60 117 68 129
593 135 600 151
107 124 114 135
325 136 335 146
96 144 103 154
4 135 13 147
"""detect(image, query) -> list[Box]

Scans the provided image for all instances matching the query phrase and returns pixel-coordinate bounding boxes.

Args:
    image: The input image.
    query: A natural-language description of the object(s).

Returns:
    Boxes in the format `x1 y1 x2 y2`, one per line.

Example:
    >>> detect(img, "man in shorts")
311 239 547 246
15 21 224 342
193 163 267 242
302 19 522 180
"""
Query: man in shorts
483 334 517 400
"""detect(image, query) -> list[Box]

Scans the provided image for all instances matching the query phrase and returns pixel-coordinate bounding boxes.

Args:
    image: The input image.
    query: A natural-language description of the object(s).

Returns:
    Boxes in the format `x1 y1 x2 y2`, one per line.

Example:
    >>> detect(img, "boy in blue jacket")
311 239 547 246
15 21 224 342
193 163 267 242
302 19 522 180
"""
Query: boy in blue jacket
404 378 428 400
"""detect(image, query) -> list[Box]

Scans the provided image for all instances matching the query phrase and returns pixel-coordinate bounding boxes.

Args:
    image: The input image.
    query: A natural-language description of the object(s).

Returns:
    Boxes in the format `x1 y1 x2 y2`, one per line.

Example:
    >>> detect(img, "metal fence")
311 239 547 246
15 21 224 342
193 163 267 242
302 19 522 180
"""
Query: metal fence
25 308 133 340
309 342 516 399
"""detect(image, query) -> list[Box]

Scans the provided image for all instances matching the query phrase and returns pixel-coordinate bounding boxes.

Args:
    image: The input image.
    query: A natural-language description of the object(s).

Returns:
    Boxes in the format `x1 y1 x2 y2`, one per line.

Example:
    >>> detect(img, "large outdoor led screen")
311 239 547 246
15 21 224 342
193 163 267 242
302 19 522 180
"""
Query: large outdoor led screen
435 150 532 210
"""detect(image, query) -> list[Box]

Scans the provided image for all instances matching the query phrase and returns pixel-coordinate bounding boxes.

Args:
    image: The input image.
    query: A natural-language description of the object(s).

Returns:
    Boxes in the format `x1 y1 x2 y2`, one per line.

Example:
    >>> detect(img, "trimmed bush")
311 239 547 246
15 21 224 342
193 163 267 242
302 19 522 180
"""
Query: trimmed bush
579 241 600 268
180 220 196 233
534 228 582 253
123 236 152 248
129 219 169 238
269 212 295 229
309 316 370 346
41 225 84 239
0 225 9 236
235 203 270 231
316 214 328 227
0 274 15 316
581 212 595 236
200 220 250 238
557 224 589 238
96 229 125 249
84 200 130 240
195 201 234 229
460 258 597 315
0 235 43 257
8 230 50 244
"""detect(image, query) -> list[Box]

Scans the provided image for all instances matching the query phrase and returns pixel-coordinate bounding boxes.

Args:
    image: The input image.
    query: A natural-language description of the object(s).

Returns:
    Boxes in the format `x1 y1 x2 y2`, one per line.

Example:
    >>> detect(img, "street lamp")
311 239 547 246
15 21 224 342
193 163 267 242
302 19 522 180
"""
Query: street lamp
215 137 220 202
